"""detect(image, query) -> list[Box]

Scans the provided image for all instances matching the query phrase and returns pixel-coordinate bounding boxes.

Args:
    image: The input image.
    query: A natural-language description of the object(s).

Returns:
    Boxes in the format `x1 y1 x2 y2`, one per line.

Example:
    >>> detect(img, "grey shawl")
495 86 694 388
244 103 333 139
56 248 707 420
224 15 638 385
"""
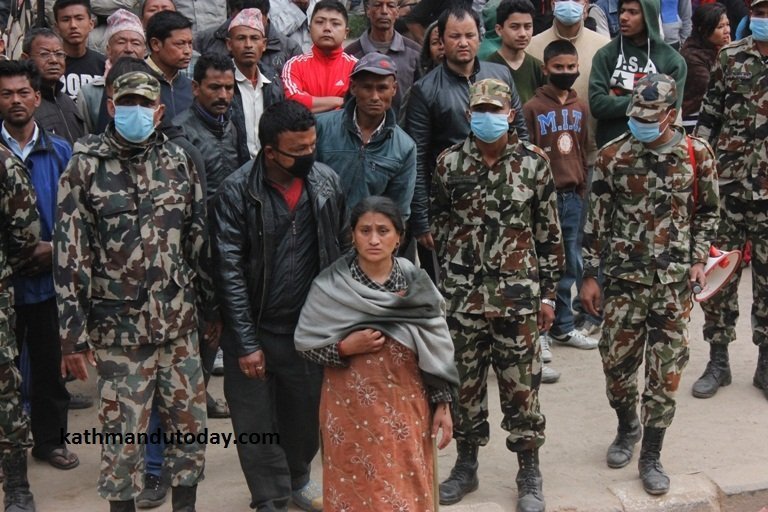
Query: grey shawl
295 256 459 386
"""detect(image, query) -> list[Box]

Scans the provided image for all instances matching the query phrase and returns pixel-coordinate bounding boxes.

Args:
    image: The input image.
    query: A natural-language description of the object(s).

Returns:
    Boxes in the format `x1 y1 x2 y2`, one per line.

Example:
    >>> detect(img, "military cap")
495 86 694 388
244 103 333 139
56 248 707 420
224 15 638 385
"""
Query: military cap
626 73 677 122
113 71 161 102
351 53 398 77
469 79 512 108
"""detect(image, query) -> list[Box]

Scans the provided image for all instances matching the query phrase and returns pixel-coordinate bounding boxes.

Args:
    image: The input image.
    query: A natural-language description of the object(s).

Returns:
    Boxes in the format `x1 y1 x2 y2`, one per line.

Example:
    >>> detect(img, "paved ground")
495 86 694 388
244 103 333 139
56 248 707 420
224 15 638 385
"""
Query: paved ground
13 268 768 511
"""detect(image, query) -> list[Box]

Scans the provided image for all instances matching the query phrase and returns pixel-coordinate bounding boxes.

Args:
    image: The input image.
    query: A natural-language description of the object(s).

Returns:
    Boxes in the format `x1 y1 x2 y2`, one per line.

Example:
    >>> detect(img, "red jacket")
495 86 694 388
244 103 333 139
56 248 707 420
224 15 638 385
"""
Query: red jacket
281 45 358 109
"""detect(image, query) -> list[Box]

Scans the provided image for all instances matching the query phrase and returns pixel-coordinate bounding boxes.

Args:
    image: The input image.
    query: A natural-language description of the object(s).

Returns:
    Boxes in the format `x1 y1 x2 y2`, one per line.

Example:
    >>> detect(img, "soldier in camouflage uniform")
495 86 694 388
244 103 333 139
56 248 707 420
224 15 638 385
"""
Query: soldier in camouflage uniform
581 74 720 495
691 0 768 401
431 78 564 512
54 71 215 512
0 147 40 512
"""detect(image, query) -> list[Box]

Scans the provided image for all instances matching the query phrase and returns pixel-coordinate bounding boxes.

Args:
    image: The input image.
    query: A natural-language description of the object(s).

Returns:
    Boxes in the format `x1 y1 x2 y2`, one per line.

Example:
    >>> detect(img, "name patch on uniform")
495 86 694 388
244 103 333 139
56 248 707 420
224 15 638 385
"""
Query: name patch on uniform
728 71 752 81
447 176 479 185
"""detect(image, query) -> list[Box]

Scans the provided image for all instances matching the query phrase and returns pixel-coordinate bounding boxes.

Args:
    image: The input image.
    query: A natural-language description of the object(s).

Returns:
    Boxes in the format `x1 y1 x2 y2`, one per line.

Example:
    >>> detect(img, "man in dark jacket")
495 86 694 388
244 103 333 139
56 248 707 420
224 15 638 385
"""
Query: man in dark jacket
194 0 302 73
22 28 85 146
213 100 349 512
404 6 528 277
228 8 285 159
146 10 195 119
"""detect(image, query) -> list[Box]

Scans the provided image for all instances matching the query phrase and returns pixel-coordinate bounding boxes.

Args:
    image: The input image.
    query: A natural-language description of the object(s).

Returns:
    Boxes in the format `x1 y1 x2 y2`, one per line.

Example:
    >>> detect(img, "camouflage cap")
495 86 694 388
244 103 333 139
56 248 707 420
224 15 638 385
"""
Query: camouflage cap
113 71 160 102
469 78 512 108
626 73 677 122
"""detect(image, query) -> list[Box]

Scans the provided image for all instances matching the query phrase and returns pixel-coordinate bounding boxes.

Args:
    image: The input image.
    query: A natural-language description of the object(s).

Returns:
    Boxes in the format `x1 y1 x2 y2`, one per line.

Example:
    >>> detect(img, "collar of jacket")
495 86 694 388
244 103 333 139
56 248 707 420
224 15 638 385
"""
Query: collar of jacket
40 79 64 101
0 122 55 157
342 98 395 143
246 152 331 205
359 29 406 54
441 58 482 82
192 101 232 134
462 131 521 164
310 44 344 62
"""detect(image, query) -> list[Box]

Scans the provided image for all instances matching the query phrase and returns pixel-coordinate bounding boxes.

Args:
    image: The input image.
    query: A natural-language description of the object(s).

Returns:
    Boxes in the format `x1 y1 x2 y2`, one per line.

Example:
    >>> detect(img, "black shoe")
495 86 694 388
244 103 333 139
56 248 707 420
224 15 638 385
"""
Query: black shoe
110 501 136 512
68 392 94 410
753 346 768 400
516 449 544 512
638 427 670 495
606 407 642 468
692 344 731 398
171 485 197 512
2 450 35 512
135 473 168 509
438 443 479 505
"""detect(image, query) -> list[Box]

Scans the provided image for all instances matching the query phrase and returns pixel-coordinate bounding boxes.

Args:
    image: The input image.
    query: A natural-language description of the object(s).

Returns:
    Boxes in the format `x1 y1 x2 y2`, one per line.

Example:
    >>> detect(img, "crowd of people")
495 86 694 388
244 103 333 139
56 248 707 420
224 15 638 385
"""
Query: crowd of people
0 0 765 511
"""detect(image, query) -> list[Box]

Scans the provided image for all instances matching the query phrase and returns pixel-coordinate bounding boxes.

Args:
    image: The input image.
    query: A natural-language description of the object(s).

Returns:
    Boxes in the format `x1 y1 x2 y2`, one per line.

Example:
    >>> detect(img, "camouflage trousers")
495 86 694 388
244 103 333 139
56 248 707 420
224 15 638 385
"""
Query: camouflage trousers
94 331 207 500
700 195 768 347
600 277 691 428
447 313 545 451
0 361 31 455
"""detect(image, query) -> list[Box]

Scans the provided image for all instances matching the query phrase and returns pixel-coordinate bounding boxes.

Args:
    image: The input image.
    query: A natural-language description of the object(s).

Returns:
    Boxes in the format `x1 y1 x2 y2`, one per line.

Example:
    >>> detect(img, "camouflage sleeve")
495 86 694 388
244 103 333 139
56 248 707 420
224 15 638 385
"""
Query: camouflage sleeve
0 155 40 270
693 49 726 144
184 156 217 321
429 153 451 255
582 149 613 278
54 155 94 354
690 138 720 265
532 154 564 300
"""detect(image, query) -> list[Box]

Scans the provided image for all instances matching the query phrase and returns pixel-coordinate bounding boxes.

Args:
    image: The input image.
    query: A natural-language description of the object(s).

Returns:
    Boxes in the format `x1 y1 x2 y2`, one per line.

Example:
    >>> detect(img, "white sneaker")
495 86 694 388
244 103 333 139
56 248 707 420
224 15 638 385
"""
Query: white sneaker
212 348 224 376
551 329 599 350
539 333 553 363
577 321 601 338
542 366 560 384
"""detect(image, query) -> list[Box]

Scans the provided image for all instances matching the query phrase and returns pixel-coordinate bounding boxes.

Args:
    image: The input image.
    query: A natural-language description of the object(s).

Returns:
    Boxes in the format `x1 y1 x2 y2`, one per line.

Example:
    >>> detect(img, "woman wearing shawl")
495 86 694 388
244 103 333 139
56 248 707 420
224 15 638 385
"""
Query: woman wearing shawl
295 196 458 511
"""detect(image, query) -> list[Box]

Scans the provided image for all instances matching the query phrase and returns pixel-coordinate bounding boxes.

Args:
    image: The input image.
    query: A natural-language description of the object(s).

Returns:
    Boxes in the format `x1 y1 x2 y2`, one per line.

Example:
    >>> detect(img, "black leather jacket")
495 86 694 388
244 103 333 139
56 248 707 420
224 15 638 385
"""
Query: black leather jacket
404 59 529 235
173 103 249 202
212 155 351 357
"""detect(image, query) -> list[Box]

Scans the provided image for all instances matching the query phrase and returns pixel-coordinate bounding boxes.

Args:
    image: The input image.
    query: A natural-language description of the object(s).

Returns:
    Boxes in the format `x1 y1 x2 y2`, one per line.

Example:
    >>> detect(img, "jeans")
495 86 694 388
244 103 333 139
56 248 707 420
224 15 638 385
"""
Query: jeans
551 191 583 337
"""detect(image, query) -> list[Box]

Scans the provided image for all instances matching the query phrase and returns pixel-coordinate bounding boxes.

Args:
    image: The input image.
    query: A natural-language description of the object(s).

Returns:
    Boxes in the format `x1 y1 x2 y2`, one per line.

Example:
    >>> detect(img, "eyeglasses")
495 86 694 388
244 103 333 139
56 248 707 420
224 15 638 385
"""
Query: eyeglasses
32 51 67 61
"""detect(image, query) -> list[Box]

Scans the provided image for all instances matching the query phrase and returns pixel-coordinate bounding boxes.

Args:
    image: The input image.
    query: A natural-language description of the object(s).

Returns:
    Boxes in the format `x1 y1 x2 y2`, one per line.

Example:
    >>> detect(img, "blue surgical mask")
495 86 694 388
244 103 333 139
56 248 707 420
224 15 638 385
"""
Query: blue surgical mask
627 117 662 143
471 112 510 143
553 0 584 26
750 17 768 41
114 105 157 143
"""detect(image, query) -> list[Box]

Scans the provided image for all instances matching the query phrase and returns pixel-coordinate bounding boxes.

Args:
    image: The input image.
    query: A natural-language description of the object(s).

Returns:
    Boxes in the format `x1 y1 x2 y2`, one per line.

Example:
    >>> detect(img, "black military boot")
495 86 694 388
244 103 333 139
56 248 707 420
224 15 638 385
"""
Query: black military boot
438 442 479 505
753 345 768 399
638 427 670 495
2 449 35 512
516 449 544 512
606 407 642 468
171 485 197 512
692 344 731 398
109 501 136 512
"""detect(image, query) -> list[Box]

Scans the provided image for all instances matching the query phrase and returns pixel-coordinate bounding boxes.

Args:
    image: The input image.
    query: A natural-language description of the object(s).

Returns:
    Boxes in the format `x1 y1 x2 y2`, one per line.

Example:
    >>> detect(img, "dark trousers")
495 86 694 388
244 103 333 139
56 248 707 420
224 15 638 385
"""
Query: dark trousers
224 329 322 511
13 298 69 456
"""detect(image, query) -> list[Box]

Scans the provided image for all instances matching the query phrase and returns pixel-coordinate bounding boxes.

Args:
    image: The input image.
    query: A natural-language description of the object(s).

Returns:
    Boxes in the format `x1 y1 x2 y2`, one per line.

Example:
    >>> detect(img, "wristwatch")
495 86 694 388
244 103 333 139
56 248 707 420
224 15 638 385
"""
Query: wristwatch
541 299 556 309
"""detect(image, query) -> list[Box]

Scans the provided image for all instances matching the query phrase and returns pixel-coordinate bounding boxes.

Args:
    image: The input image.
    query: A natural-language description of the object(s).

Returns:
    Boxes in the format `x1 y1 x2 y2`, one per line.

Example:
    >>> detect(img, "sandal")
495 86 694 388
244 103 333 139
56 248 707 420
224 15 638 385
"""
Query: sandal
34 447 80 470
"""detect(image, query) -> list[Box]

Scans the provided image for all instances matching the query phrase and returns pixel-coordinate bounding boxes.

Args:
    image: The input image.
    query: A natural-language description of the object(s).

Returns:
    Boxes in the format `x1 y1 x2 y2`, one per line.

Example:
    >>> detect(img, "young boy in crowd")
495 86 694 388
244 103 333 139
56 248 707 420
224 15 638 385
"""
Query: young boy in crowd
484 0 545 104
523 40 596 380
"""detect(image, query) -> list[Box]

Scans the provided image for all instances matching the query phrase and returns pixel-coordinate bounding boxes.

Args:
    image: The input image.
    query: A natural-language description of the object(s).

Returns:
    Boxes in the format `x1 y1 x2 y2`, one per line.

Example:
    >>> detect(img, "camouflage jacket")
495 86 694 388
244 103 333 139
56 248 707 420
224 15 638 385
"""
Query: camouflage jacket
0 147 40 365
583 128 720 286
431 133 564 317
694 36 768 199
54 126 214 354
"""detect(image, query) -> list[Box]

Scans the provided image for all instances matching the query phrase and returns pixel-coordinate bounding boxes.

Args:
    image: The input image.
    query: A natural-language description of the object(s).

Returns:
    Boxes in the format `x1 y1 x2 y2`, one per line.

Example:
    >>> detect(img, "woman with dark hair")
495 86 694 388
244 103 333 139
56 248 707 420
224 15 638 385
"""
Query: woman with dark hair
295 196 458 511
681 3 731 132
419 21 445 76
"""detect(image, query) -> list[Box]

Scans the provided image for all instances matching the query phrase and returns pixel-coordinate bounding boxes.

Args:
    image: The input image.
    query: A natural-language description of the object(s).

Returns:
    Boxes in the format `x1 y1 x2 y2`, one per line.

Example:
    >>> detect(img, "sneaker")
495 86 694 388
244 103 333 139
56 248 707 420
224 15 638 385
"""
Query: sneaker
550 329 598 350
542 366 560 384
136 473 168 509
212 348 224 376
539 333 553 363
291 480 322 512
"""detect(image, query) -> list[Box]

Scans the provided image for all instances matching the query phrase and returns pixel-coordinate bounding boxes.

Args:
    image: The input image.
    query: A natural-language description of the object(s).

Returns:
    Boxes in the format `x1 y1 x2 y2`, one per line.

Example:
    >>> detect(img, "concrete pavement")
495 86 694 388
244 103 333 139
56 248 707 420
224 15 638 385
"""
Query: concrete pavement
16 268 768 511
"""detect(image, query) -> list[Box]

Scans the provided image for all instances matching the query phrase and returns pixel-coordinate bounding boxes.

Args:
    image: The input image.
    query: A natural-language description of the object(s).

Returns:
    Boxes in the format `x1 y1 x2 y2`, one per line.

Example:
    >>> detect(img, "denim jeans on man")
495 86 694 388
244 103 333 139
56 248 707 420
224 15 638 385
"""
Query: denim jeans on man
551 190 583 336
